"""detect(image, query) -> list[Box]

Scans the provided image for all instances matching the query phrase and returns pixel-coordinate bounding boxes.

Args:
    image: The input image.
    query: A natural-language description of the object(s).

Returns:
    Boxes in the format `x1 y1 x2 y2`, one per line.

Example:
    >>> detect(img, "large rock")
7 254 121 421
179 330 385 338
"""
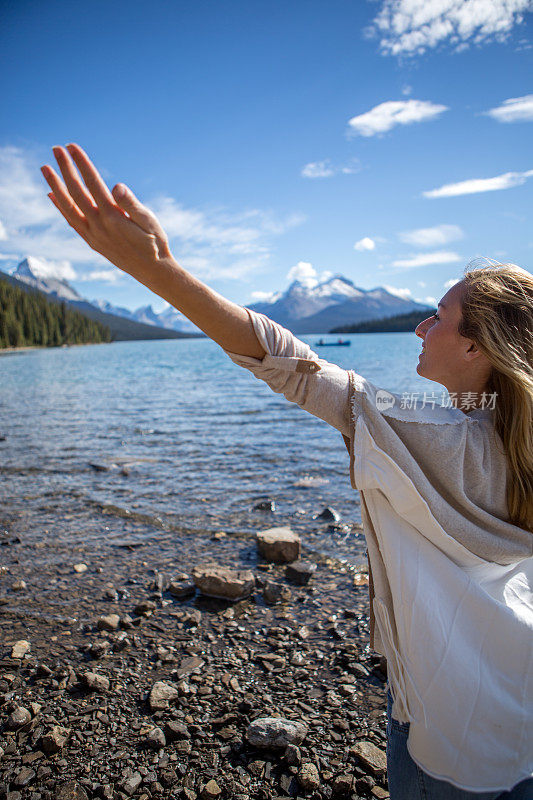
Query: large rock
256 527 301 563
246 717 308 748
41 725 71 755
149 680 179 711
350 740 387 776
11 639 31 659
285 560 317 585
82 671 110 692
192 566 255 601
298 762 320 791
6 706 31 730
263 580 292 605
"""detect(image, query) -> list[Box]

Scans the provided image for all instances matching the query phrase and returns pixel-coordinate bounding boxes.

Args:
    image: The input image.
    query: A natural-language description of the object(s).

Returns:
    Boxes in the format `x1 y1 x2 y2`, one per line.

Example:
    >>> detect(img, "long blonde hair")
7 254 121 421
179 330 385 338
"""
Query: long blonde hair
458 262 533 532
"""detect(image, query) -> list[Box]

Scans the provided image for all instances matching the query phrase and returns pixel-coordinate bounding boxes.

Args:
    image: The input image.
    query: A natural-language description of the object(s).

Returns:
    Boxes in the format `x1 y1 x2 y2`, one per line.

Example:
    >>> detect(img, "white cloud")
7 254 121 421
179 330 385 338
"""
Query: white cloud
485 94 533 123
0 220 7 241
301 158 360 178
383 284 412 299
250 290 277 301
418 281 427 287
423 169 533 198
354 237 376 251
444 277 461 288
369 0 532 56
399 224 464 246
401 84 413 96
0 145 304 284
423 295 438 306
393 251 462 268
287 261 318 287
347 99 448 137
301 160 335 178
77 269 124 284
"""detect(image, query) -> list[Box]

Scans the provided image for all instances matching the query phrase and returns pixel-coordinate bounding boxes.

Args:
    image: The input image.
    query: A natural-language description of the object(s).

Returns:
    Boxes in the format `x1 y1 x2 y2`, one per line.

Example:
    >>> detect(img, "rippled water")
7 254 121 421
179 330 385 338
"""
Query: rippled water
0 333 432 566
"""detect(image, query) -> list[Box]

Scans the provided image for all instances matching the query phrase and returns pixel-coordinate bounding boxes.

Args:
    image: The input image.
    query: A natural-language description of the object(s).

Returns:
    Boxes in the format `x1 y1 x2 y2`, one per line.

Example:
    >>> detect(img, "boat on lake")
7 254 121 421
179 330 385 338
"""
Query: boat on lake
315 338 351 347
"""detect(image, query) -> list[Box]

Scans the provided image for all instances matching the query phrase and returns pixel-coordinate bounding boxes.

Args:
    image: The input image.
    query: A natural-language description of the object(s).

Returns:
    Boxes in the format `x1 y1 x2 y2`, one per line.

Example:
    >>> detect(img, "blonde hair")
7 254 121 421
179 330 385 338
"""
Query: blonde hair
458 261 533 532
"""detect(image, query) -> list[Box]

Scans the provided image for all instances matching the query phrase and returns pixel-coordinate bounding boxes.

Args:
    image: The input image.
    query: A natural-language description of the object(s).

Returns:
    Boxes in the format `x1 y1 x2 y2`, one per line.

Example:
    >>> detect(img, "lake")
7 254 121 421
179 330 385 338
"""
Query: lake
0 332 435 567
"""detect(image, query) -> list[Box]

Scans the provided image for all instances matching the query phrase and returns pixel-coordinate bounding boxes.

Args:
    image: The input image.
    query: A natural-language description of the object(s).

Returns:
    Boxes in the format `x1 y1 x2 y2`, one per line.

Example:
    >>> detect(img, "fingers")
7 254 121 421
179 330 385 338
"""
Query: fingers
65 143 115 208
41 165 89 237
52 146 98 217
112 182 160 235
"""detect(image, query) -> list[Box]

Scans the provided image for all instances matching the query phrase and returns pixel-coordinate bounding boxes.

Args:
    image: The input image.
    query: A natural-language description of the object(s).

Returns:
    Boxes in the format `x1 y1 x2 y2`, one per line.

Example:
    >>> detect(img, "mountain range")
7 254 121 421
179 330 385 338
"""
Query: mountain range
4 257 432 337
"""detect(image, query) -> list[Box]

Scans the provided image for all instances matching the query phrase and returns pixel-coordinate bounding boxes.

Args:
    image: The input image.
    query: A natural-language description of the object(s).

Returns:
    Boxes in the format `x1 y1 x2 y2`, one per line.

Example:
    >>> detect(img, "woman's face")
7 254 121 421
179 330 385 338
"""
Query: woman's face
414 280 471 386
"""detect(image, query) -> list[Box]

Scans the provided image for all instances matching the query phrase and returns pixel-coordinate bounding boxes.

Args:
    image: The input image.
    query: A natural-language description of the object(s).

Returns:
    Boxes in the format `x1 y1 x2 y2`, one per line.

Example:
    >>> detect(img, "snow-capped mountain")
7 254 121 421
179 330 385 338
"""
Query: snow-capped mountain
250 275 431 333
14 257 85 303
90 300 200 334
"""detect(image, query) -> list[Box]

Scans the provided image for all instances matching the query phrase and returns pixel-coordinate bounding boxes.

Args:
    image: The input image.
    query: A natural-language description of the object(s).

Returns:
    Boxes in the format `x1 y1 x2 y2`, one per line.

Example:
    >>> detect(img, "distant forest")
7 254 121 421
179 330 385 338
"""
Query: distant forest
330 307 435 334
0 276 112 349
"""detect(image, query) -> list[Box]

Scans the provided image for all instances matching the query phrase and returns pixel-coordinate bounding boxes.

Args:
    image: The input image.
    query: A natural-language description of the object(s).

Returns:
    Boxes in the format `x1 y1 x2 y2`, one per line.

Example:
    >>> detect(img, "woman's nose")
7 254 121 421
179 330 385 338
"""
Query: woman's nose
415 317 430 338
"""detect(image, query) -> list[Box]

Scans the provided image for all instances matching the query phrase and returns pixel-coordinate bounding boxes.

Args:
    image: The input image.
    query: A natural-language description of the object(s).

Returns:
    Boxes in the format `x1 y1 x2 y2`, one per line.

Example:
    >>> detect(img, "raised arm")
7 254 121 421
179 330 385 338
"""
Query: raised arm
41 144 265 359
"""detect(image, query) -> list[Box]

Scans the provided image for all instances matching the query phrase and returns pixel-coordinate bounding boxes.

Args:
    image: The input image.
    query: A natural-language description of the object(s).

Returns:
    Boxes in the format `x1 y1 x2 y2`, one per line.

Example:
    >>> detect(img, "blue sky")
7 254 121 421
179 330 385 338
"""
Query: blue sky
0 0 531 313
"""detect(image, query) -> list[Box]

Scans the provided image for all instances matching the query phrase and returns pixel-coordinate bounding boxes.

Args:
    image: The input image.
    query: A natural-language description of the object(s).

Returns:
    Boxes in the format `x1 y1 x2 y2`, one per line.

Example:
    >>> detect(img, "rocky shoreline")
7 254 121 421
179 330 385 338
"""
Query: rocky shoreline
0 512 389 800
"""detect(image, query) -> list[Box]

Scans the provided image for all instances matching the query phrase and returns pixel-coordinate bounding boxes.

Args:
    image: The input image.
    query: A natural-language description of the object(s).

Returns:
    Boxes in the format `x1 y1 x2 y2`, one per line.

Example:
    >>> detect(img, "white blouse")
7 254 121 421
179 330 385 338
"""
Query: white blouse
226 309 533 792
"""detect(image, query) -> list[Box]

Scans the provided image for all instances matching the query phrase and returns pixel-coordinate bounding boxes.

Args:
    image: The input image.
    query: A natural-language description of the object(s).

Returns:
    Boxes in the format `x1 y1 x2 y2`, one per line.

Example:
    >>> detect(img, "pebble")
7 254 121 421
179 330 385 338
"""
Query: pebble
149 680 179 711
263 580 292 605
201 779 222 799
41 725 71 755
55 781 90 800
97 613 120 631
298 761 320 791
351 740 387 776
73 563 88 573
144 726 166 749
256 527 301 563
168 579 195 599
82 671 110 692
11 579 27 591
285 560 317 585
6 706 31 730
246 717 308 748
119 772 142 796
192 566 255 601
315 506 341 522
11 639 31 659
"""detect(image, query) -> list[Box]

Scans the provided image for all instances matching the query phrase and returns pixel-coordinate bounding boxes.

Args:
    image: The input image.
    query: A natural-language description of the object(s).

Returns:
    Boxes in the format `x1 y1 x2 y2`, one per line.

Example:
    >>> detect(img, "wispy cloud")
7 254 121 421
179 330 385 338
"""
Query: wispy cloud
444 277 461 288
0 145 304 284
484 94 533 123
301 158 360 178
383 284 412 299
423 169 533 198
347 100 447 137
368 0 532 56
393 251 462 268
399 224 464 246
354 237 376 251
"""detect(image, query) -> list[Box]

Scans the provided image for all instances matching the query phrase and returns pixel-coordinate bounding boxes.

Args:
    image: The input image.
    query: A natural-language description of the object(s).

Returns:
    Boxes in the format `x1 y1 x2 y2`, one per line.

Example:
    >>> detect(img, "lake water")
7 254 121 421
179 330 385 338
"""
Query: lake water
0 333 434 567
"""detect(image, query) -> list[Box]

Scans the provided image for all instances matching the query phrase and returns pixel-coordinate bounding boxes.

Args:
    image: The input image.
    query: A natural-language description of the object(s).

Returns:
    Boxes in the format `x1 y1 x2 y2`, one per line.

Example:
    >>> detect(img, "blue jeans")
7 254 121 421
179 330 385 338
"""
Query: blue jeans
386 690 533 800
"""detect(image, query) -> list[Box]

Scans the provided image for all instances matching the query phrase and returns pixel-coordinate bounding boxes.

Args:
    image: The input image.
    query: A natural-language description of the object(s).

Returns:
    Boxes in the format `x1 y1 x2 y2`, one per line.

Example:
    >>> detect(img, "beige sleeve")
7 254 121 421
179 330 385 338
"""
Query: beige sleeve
224 308 351 436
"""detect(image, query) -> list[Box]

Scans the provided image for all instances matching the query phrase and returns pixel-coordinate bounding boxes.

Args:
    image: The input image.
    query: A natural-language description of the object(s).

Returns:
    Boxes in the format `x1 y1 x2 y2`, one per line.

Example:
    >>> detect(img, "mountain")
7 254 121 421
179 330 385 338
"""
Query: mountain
91 299 200 334
4 259 197 342
249 275 432 333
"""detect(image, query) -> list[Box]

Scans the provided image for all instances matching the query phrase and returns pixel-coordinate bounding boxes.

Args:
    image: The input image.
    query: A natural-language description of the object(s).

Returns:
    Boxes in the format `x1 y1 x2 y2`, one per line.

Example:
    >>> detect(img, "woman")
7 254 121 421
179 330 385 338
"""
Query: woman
41 144 532 799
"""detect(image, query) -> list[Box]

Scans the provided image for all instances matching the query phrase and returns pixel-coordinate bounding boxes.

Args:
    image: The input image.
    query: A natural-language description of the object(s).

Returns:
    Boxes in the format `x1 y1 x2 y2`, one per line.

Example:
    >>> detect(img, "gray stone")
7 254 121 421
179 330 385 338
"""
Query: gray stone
149 680 179 711
82 671 110 692
145 726 166 749
56 782 90 800
256 527 301 563
201 780 222 799
13 766 35 787
246 717 308 748
134 599 157 616
350 740 387 776
315 506 341 522
6 706 31 730
97 614 120 631
41 725 71 755
298 762 320 791
285 560 317 585
263 580 292 605
11 639 31 659
119 772 142 796
168 580 195 599
192 566 255 601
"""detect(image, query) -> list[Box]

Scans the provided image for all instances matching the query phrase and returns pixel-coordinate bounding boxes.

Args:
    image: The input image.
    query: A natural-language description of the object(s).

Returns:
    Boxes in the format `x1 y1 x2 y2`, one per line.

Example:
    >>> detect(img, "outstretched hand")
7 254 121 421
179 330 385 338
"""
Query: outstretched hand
41 144 173 280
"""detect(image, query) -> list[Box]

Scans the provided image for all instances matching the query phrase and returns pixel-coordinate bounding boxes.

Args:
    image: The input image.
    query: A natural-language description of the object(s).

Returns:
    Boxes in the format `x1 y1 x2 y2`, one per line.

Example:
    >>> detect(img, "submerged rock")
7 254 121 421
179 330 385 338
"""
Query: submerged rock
256 527 301 563
192 566 255 601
